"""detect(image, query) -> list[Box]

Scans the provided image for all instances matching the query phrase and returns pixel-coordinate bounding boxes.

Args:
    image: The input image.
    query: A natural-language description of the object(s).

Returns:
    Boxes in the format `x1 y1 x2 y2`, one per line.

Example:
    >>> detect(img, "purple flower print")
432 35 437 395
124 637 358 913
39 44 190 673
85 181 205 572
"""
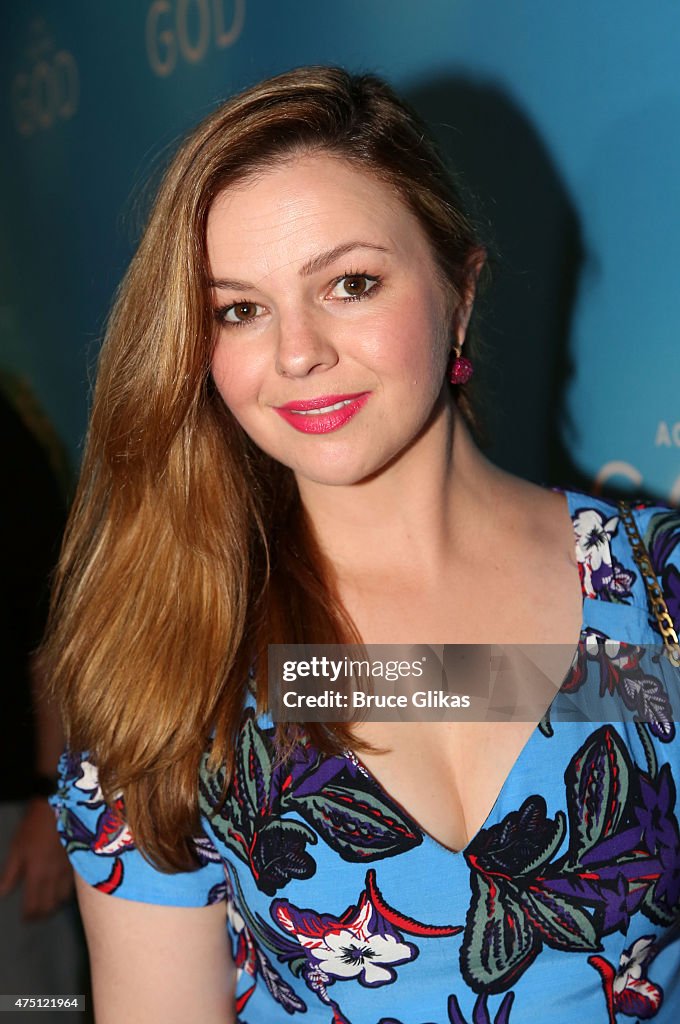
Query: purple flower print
635 765 680 854
597 872 646 935
661 564 680 629
572 508 635 601
573 508 619 598
656 843 680 907
609 561 637 597
271 868 460 990
447 992 515 1024
273 890 418 987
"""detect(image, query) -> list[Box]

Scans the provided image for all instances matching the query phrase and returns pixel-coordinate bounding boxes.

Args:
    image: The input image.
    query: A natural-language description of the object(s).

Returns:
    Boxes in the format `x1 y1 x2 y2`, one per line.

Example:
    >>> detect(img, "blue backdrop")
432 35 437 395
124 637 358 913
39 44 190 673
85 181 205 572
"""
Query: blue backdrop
1 0 678 500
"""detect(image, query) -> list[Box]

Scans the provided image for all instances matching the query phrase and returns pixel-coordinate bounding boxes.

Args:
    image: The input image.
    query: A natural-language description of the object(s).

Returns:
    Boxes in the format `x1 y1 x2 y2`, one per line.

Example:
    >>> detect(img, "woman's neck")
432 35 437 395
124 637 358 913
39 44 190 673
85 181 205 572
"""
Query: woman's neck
295 400 507 586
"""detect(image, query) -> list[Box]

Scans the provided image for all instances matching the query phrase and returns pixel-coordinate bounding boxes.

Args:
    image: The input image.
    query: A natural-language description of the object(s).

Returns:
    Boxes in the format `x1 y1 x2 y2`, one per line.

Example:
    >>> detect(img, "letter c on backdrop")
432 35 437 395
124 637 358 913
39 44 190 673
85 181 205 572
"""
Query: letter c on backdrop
594 459 680 506
594 461 643 491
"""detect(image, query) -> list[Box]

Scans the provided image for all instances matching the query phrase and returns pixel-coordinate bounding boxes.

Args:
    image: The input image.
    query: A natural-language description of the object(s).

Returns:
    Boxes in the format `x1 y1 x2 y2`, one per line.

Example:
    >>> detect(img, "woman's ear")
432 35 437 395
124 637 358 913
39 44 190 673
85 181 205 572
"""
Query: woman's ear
452 248 487 349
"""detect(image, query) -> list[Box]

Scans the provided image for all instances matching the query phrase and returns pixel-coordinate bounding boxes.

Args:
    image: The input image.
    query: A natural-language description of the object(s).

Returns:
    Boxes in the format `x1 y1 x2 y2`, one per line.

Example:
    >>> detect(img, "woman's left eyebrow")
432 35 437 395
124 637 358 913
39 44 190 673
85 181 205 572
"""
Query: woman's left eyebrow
209 241 390 291
299 241 389 277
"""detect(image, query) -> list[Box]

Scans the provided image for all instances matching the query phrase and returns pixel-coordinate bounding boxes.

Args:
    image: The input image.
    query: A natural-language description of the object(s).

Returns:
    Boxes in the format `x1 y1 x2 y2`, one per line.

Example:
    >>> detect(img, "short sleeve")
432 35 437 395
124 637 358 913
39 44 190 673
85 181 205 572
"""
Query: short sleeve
49 750 227 907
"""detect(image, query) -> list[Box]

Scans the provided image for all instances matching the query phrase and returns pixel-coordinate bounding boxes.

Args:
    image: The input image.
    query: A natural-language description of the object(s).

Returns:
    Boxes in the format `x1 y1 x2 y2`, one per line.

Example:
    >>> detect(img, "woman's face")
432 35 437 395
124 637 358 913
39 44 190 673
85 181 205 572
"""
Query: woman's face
208 152 457 487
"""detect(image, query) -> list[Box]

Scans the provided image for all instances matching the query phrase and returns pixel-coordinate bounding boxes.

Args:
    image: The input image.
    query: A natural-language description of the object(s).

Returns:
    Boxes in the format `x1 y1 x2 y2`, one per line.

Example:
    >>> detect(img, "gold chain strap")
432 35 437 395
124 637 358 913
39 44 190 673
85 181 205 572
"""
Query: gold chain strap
617 501 680 666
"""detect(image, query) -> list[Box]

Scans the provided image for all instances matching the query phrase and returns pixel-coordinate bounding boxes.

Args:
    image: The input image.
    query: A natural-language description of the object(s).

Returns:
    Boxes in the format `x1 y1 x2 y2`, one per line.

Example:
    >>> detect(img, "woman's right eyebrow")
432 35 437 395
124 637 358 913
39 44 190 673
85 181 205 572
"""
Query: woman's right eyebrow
209 241 390 291
210 276 253 290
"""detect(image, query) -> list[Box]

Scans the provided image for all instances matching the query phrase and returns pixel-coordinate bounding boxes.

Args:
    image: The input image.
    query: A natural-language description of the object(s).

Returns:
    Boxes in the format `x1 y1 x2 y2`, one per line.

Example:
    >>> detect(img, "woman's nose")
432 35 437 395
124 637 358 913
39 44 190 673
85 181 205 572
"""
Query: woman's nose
274 313 339 378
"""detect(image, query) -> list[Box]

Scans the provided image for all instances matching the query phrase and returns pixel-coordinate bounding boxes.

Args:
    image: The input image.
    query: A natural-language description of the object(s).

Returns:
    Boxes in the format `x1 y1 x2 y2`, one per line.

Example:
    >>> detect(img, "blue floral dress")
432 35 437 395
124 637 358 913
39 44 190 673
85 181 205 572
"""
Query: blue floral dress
51 491 680 1023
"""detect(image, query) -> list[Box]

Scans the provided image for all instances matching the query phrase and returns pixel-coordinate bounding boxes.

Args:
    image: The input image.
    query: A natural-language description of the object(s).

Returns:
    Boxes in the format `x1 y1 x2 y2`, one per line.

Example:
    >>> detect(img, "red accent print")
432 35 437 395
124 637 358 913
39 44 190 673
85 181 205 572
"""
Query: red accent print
94 857 124 895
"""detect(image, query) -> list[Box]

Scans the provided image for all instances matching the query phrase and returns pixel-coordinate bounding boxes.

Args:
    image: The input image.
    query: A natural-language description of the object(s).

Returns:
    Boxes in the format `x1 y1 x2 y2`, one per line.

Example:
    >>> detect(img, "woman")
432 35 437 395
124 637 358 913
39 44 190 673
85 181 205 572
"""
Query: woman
45 67 680 1023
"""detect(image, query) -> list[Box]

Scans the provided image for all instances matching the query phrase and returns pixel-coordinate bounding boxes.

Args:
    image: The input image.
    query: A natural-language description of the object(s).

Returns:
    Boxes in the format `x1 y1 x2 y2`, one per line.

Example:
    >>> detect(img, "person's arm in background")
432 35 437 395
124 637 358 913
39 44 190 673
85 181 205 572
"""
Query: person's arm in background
0 658 74 918
75 876 236 1023
0 390 73 919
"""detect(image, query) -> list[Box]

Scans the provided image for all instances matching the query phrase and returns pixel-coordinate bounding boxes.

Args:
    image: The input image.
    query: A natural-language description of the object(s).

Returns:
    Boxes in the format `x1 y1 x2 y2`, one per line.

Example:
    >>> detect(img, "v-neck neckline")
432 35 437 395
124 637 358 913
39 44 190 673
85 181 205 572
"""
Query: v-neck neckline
341 487 589 860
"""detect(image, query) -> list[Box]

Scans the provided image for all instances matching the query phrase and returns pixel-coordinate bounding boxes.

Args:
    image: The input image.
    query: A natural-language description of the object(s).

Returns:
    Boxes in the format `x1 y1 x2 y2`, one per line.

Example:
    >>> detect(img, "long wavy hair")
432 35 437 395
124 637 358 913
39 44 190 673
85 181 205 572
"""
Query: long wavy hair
42 66 486 870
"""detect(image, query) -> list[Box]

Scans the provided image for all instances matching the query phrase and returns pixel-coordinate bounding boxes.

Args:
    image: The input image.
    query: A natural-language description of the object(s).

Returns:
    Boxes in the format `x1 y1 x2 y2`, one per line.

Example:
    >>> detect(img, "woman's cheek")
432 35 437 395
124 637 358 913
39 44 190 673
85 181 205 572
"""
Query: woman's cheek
212 349 258 413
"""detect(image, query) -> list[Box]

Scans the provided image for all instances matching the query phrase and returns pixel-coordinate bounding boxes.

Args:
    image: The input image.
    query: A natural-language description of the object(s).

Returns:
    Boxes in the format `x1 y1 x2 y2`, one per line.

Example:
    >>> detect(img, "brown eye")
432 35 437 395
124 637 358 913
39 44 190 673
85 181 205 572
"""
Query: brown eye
222 301 265 325
329 274 380 301
233 302 257 321
343 275 368 296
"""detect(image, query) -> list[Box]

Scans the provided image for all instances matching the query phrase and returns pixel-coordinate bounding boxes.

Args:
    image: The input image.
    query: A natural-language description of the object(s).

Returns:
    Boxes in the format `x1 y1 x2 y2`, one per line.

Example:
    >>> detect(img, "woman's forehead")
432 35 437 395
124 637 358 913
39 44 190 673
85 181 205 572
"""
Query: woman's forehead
206 152 432 280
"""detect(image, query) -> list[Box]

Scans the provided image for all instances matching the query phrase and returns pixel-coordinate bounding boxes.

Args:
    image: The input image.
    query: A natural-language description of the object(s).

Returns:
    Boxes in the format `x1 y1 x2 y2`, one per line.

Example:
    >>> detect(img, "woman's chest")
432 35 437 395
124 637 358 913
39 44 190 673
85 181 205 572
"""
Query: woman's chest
346 717 544 852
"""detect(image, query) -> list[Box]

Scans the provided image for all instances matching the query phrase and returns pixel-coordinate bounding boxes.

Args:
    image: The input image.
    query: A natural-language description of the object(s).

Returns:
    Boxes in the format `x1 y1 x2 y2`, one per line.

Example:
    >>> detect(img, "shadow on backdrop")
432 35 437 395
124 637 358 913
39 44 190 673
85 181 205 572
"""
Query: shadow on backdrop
407 75 589 492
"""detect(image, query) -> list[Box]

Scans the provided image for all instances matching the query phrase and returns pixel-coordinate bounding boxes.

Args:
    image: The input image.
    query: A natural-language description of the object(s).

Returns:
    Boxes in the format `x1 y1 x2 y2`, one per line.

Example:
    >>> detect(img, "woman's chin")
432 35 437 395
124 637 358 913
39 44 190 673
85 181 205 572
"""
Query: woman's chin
290 454 393 490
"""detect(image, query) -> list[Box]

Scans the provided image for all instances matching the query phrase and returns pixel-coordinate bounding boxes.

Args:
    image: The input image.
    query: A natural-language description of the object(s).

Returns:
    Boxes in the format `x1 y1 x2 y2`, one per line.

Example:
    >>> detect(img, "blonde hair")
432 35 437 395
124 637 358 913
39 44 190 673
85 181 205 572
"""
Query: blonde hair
42 66 485 869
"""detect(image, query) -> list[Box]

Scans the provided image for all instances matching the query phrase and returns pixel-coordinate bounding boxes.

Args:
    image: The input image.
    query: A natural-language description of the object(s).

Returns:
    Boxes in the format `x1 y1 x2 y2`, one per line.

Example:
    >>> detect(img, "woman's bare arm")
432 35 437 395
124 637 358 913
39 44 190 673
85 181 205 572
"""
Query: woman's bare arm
75 872 236 1023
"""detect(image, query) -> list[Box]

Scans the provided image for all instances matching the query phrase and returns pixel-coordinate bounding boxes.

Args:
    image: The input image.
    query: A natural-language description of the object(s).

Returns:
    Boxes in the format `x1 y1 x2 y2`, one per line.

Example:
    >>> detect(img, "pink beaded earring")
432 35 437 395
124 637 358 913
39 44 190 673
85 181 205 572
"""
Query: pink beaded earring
448 350 474 385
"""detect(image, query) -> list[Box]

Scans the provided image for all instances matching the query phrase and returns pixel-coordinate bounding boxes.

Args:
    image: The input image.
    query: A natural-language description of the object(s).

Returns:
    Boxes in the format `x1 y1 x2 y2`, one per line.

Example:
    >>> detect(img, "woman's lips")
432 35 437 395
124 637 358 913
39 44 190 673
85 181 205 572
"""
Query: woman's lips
274 393 370 434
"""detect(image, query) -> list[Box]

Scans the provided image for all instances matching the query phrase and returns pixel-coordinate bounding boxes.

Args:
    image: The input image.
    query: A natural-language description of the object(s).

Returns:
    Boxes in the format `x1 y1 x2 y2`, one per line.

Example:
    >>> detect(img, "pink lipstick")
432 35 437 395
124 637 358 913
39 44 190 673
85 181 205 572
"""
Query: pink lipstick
274 393 369 434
